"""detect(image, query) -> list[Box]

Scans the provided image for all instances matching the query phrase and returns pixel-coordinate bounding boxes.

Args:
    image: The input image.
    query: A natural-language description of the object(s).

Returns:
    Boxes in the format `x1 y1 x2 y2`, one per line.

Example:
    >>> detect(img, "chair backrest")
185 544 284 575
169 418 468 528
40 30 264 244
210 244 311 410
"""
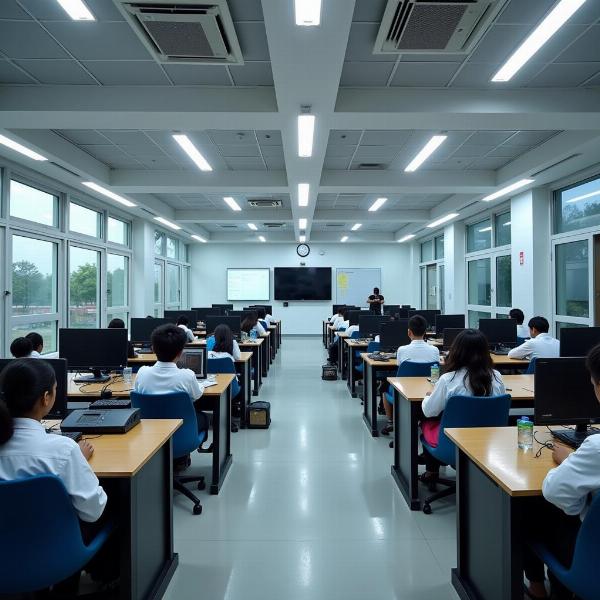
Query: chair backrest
367 341 380 353
207 357 236 374
397 361 438 377
130 391 200 458
0 475 91 592
206 335 215 351
259 320 268 329
435 393 512 467
516 336 528 345
526 356 537 374
350 330 360 339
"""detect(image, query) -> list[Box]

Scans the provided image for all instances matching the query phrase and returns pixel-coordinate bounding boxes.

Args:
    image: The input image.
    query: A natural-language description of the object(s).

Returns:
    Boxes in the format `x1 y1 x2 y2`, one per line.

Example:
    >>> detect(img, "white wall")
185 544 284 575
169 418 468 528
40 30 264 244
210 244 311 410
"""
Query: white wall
190 243 411 334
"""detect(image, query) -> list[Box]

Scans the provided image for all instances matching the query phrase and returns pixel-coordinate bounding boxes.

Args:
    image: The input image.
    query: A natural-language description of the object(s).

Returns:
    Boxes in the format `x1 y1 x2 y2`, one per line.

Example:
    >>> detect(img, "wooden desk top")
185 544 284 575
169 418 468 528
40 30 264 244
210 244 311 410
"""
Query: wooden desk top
445 426 563 497
238 351 252 362
361 353 398 367
238 338 264 347
130 351 251 364
345 339 370 347
203 373 235 396
68 373 134 398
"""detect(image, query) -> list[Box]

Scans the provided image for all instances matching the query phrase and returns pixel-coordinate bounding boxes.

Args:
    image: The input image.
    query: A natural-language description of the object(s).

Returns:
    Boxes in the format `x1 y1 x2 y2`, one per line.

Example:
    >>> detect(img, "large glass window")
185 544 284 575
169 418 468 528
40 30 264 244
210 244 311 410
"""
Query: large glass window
468 310 491 329
154 231 165 256
166 263 180 308
435 235 444 260
468 258 491 306
420 239 434 262
555 240 589 318
495 211 511 246
467 218 492 253
69 202 101 238
10 180 58 227
107 253 128 312
166 236 178 259
419 235 444 310
554 175 600 234
154 261 164 317
107 217 129 245
496 255 512 307
69 246 100 328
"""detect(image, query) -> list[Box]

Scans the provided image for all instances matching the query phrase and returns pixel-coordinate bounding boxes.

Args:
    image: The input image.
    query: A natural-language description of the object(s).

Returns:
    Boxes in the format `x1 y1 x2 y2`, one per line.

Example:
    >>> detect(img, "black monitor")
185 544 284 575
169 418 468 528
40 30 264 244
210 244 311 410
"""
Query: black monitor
435 314 466 337
164 310 199 327
443 328 465 351
192 307 221 321
348 310 361 326
560 327 600 357
401 305 412 309
479 318 517 349
249 304 273 315
409 310 441 331
535 357 600 441
379 319 410 352
130 318 173 345
205 316 241 336
0 358 68 419
383 304 400 315
212 304 233 311
332 304 346 315
59 329 128 383
359 315 390 338
176 348 205 379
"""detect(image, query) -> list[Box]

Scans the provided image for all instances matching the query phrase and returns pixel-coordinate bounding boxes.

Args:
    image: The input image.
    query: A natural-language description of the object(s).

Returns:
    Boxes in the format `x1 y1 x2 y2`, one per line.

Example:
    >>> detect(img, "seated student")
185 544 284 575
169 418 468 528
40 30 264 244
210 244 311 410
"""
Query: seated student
381 315 440 436
507 316 559 360
208 324 241 362
421 329 505 481
241 311 266 337
523 344 600 600
327 309 349 364
25 332 44 358
509 307 529 340
10 336 33 358
176 315 195 343
256 307 269 328
329 307 346 327
107 317 136 359
263 308 276 325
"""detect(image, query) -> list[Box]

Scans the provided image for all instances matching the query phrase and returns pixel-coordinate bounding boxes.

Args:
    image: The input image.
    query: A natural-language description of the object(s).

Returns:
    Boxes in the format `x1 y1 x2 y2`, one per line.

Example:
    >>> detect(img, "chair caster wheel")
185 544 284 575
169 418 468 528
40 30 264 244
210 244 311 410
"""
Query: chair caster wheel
193 504 203 515
423 503 432 515
197 480 206 491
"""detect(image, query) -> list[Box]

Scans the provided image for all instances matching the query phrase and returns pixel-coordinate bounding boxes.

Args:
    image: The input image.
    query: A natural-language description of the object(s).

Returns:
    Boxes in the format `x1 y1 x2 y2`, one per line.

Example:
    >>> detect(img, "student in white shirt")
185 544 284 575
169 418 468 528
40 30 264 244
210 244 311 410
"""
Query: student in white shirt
176 315 195 343
421 329 505 482
241 311 266 337
25 331 44 357
381 315 440 435
524 344 600 600
208 324 241 362
330 307 346 328
508 316 560 360
9 337 33 358
327 310 349 364
509 307 530 340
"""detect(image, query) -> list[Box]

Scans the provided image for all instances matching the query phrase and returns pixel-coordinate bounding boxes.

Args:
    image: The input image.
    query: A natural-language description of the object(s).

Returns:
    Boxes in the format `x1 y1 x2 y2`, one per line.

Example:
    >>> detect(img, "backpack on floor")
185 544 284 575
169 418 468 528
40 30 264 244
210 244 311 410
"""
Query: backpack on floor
321 363 337 380
247 401 271 429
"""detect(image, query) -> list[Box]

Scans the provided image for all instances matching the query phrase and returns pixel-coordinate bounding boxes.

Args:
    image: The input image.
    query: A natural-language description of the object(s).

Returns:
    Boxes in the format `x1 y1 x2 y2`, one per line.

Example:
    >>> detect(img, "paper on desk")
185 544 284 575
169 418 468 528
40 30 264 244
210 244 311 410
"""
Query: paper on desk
199 380 218 388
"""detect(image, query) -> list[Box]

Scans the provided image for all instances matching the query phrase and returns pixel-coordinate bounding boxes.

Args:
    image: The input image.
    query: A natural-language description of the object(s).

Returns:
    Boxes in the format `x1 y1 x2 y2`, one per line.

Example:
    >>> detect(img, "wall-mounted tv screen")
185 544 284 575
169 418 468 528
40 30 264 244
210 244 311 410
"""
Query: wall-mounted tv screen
274 267 332 301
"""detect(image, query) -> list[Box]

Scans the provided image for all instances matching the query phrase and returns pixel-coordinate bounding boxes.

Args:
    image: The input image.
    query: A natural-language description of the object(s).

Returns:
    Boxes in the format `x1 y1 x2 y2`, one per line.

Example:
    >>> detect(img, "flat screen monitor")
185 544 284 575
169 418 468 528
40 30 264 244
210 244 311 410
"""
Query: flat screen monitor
227 268 270 301
383 305 400 315
435 314 466 336
359 315 390 338
379 319 410 352
212 304 233 311
409 310 441 330
479 319 517 348
205 316 241 336
443 328 465 351
274 267 332 301
560 327 600 357
248 304 273 315
535 357 600 432
348 310 361 326
192 307 221 322
164 310 199 326
0 358 68 418
176 349 205 379
228 310 250 318
59 329 128 383
130 318 172 345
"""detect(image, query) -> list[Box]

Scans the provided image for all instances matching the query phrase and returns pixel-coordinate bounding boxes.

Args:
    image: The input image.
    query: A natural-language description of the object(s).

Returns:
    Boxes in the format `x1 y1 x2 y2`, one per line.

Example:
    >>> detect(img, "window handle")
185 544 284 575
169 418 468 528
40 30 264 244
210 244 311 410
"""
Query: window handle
4 290 10 296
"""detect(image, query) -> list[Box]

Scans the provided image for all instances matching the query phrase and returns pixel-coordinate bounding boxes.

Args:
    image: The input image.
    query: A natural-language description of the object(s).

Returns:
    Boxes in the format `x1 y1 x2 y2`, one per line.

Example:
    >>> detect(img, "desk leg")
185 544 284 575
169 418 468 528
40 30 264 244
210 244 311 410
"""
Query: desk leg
251 347 260 396
109 440 178 600
337 336 343 376
362 363 378 437
261 341 269 377
210 387 233 494
451 450 526 600
323 322 326 348
391 392 421 510
347 345 356 397
239 360 250 429
256 346 263 390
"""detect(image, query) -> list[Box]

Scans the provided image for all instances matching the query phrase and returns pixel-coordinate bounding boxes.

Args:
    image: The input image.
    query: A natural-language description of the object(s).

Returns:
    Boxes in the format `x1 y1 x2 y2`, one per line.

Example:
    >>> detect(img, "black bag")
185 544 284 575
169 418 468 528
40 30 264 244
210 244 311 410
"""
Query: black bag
322 363 337 380
247 401 271 429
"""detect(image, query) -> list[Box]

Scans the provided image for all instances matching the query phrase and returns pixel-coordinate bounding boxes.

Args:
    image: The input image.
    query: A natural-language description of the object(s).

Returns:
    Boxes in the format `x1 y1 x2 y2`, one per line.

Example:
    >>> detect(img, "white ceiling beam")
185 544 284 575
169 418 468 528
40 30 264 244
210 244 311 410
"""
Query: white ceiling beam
207 230 396 243
175 209 293 222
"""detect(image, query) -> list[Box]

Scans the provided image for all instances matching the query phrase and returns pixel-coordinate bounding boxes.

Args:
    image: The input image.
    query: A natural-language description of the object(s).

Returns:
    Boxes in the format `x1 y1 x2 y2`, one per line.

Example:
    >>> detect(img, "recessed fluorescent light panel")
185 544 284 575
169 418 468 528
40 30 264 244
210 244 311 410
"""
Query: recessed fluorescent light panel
224 197 242 211
56 0 95 20
481 179 534 202
248 223 258 231
404 135 447 172
258 235 266 242
368 197 387 212
81 181 136 208
172 134 212 171
298 115 315 157
0 134 47 161
341 236 349 243
295 0 321 26
154 216 181 231
398 234 415 243
298 183 309 207
299 218 307 230
191 235 207 243
492 0 586 82
351 223 362 231
299 235 306 243
427 213 459 229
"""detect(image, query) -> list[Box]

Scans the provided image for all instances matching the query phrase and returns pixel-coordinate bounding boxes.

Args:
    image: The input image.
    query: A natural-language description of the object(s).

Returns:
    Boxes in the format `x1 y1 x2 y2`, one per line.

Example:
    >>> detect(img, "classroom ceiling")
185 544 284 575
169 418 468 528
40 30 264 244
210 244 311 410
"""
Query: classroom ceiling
1 0 600 243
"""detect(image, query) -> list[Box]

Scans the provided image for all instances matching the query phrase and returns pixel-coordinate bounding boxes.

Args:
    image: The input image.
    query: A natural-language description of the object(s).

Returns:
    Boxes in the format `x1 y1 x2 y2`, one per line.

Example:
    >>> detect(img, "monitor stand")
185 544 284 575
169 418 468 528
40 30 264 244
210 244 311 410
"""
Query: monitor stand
73 369 110 384
552 424 599 446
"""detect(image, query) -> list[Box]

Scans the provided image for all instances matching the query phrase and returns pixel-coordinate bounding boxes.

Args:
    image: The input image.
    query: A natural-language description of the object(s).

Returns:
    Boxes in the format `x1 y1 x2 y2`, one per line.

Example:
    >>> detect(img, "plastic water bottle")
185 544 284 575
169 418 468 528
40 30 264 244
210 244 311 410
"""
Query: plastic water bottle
250 329 258 340
430 364 440 384
517 416 534 451
122 367 132 385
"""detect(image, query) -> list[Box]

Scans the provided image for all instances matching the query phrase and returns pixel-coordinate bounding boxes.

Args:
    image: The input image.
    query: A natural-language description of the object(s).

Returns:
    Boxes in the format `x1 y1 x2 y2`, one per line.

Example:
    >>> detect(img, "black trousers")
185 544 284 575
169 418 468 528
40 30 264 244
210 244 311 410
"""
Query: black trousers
328 341 339 363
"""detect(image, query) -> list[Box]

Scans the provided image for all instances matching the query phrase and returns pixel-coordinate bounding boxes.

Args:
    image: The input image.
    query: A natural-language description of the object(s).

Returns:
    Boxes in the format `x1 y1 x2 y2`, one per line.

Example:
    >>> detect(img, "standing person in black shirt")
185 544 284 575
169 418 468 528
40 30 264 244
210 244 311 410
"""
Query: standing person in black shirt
367 287 384 314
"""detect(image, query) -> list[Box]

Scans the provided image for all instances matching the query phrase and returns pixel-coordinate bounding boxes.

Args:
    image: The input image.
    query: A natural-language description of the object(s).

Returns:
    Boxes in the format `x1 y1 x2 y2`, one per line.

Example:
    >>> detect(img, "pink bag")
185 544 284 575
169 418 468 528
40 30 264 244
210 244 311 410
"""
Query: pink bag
421 418 441 447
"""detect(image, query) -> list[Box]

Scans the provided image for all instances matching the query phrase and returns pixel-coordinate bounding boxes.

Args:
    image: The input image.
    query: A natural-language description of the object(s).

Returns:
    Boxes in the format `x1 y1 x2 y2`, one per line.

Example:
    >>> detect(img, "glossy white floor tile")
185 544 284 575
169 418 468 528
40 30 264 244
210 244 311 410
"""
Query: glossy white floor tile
164 336 459 600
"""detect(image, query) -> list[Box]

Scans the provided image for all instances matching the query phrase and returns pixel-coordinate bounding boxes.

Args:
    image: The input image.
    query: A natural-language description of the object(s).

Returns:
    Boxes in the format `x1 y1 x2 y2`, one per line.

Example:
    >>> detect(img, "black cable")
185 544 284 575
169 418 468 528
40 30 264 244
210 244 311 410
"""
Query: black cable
534 430 554 458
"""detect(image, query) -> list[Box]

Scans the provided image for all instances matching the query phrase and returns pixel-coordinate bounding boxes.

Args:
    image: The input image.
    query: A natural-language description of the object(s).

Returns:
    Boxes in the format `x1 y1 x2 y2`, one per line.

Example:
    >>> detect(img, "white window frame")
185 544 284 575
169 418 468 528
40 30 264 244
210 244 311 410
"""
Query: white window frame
419 234 445 311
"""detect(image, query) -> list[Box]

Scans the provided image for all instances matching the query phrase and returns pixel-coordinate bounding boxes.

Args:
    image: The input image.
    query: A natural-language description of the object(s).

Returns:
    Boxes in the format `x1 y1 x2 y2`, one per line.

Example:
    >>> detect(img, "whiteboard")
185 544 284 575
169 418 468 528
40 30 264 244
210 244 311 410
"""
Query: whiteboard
227 269 270 301
336 268 381 307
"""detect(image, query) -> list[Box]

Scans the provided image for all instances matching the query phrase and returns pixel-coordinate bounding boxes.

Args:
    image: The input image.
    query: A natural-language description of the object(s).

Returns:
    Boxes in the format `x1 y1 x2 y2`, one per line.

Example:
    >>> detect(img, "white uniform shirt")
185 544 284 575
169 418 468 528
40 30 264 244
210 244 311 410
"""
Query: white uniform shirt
543 434 600 521
397 339 440 366
265 314 276 324
507 332 560 360
29 350 42 358
331 315 344 328
516 324 530 339
0 418 106 522
336 319 349 331
177 324 195 343
422 367 506 418
134 361 202 401
253 322 267 336
208 339 241 362
346 325 360 337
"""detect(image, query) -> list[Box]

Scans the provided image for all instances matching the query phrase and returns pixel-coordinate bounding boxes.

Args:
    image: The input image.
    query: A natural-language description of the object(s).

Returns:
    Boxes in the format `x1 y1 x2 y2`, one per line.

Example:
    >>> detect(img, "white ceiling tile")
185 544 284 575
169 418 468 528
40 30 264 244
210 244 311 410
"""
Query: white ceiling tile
361 130 411 145
225 157 266 170
14 59 96 84
0 22 68 59
208 130 255 145
56 130 106 145
162 64 232 86
325 146 356 158
345 23 397 62
497 0 557 25
234 22 270 61
528 63 600 87
0 60 37 83
229 61 273 86
451 144 497 158
0 2 31 19
341 61 395 86
390 62 461 87
468 157 512 170
99 130 151 146
328 130 362 145
352 0 388 23
264 156 285 170
257 131 282 146
82 61 170 85
228 0 264 21
467 131 517 146
19 0 125 21
554 26 600 62
118 144 167 158
324 158 351 170
218 144 261 157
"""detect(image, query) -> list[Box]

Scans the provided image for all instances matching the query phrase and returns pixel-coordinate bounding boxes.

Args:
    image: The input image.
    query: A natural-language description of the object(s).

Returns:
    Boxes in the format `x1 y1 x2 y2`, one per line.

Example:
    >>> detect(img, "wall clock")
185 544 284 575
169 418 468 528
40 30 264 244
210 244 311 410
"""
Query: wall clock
296 243 310 257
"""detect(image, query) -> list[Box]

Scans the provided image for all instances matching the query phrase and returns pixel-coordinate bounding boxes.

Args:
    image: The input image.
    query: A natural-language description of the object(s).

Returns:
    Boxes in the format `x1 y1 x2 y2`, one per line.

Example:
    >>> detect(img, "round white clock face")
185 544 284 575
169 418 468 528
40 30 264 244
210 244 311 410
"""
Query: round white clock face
296 243 310 257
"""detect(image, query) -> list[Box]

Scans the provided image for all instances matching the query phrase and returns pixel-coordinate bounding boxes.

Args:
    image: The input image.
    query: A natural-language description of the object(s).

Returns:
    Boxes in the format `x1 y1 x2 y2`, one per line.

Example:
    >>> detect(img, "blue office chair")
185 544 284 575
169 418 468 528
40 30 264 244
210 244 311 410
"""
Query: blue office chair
207 357 241 399
350 330 360 339
130 391 206 515
206 335 215 351
355 341 380 374
517 336 529 345
384 361 439 405
526 356 537 374
530 493 600 600
421 393 511 514
0 474 113 593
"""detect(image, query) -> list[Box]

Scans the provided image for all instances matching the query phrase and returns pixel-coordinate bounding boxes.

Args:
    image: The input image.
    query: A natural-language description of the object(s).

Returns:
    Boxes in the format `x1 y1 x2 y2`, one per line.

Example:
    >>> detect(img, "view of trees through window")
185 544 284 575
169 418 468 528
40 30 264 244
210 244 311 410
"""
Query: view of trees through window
69 246 100 328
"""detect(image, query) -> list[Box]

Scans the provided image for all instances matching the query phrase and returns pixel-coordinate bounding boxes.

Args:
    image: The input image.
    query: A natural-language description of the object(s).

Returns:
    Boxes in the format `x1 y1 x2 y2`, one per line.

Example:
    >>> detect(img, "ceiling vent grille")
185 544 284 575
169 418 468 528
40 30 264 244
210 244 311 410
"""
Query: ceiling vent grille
374 0 507 54
355 163 386 170
115 0 243 65
326 224 344 228
247 198 283 207
219 224 238 229
264 222 285 228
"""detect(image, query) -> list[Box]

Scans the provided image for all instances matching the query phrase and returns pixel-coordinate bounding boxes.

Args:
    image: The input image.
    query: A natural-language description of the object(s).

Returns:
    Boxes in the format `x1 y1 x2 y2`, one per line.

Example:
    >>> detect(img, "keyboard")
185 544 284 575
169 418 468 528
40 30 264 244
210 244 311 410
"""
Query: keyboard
46 429 82 442
89 399 132 409
492 348 510 356
551 429 600 449
135 348 154 355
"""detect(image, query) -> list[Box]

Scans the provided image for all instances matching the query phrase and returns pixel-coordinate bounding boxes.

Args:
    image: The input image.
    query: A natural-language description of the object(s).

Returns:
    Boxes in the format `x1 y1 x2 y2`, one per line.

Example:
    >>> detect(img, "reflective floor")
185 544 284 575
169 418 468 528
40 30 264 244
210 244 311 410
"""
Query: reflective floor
164 336 459 600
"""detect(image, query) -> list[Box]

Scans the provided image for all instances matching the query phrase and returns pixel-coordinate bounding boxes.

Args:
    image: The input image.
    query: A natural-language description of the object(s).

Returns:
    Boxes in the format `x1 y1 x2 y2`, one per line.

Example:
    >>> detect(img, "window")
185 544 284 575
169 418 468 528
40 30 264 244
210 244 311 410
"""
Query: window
467 218 492 253
495 211 511 246
420 239 434 262
166 263 180 308
69 246 100 328
69 202 101 238
420 235 444 310
468 310 491 329
154 261 163 316
555 240 589 318
10 180 58 227
554 175 600 234
435 235 444 260
107 253 129 324
154 231 165 256
166 236 178 259
496 255 512 307
468 258 491 306
107 217 129 245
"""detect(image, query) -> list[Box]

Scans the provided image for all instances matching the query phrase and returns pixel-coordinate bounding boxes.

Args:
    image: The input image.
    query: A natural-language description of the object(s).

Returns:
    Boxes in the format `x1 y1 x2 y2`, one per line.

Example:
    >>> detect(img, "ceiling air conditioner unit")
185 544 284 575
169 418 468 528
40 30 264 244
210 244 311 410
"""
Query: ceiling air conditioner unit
114 0 243 65
247 199 283 207
374 0 508 55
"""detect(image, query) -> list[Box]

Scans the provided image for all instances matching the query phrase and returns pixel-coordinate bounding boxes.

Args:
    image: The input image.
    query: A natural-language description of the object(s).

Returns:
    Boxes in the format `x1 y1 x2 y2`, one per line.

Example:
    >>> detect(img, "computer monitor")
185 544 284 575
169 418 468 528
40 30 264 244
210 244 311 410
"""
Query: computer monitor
0 358 68 418
435 314 466 337
383 304 400 315
379 319 410 352
164 310 199 327
176 348 205 379
130 318 172 346
479 319 517 349
348 310 361 326
358 315 390 338
59 329 128 383
212 304 233 311
205 316 241 336
560 327 600 357
409 310 441 331
192 307 221 321
443 328 465 351
249 304 273 315
228 310 250 318
401 305 412 309
535 357 600 441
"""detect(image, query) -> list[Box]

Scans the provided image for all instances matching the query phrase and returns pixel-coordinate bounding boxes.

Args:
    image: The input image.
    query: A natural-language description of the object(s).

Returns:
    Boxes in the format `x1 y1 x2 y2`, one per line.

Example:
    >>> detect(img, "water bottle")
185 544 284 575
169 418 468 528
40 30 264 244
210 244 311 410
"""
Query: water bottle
517 416 533 451
122 367 132 385
430 364 440 384
250 328 258 340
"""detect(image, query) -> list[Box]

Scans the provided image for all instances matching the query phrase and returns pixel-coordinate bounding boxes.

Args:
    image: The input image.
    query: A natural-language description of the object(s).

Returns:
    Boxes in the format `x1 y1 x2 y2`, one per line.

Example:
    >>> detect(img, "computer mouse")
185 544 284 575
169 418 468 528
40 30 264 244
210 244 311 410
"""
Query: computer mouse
100 390 113 399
